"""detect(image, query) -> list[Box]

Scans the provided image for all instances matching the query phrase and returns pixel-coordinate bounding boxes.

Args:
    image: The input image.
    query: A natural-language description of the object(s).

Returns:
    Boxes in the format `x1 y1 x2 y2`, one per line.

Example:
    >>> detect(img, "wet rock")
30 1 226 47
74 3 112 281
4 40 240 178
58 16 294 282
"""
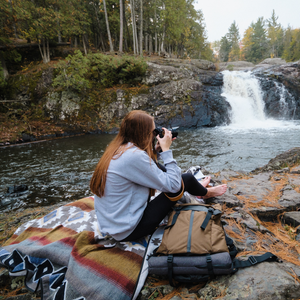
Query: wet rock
253 147 300 172
21 133 36 142
5 185 28 196
254 60 300 119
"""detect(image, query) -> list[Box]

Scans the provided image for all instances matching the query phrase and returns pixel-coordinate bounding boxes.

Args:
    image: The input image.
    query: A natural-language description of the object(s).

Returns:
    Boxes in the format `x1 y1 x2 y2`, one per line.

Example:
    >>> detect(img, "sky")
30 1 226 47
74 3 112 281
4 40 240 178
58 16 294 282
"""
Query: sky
194 0 300 42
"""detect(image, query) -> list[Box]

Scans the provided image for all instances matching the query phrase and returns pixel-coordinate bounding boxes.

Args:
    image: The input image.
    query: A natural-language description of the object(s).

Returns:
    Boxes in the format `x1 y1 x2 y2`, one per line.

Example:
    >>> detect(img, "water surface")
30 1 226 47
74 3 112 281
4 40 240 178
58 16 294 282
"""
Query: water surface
1 122 300 211
1 70 300 211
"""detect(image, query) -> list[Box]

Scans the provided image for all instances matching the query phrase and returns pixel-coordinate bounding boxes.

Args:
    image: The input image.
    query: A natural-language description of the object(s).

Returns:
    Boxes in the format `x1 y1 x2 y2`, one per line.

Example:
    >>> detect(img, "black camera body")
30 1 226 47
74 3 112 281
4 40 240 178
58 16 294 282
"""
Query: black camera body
154 127 178 139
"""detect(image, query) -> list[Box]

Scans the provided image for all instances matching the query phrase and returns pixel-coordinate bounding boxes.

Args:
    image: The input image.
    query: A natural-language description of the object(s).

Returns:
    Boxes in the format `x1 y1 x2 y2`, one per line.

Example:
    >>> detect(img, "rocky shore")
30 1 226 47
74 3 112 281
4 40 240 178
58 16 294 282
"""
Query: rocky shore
1 147 300 299
1 57 299 147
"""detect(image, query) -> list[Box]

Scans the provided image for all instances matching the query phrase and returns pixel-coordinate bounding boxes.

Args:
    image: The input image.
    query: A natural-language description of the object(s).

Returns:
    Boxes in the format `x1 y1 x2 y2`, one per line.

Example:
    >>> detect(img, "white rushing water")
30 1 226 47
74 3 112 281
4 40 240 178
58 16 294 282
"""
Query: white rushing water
221 70 298 130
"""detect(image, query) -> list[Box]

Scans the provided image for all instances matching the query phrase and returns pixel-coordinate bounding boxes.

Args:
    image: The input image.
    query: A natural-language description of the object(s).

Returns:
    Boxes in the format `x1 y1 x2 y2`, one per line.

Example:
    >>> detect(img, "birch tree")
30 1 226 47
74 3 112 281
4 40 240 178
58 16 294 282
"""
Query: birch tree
103 0 114 52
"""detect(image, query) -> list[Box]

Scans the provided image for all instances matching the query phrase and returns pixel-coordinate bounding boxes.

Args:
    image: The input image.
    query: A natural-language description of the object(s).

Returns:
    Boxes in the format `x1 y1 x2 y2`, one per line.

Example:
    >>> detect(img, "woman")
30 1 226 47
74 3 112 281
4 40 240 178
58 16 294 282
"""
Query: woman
90 110 227 241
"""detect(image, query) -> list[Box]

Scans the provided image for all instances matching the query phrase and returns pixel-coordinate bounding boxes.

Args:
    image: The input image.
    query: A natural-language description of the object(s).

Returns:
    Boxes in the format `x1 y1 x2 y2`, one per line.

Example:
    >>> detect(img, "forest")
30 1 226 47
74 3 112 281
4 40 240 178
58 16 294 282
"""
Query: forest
214 10 300 64
1 0 300 89
0 0 212 75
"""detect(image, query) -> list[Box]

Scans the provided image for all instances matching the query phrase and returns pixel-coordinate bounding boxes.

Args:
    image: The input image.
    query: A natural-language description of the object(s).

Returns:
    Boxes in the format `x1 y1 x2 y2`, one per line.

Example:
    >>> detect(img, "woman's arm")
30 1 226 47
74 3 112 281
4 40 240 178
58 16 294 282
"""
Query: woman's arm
117 148 182 194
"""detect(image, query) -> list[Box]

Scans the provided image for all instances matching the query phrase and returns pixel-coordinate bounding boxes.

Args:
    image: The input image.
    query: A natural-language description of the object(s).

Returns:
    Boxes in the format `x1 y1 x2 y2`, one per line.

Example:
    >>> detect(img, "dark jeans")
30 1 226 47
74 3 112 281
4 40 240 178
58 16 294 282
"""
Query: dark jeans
122 173 207 241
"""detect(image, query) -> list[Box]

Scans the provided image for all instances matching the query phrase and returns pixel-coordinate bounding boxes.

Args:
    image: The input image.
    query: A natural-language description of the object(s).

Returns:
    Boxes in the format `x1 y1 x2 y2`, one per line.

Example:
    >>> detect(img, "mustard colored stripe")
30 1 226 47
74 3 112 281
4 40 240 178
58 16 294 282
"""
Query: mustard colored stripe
5 225 78 246
73 231 142 282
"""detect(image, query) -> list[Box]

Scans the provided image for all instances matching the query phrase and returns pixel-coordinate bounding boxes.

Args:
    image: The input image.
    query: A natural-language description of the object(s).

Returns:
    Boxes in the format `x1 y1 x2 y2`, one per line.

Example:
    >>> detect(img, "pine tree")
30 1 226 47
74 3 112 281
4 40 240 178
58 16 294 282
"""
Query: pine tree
267 10 283 58
219 36 231 62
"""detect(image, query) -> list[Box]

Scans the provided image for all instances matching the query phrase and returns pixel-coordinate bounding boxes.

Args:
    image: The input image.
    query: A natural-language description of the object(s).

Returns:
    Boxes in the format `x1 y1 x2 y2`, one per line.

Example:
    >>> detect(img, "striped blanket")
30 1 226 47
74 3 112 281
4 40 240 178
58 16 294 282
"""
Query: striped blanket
0 196 163 300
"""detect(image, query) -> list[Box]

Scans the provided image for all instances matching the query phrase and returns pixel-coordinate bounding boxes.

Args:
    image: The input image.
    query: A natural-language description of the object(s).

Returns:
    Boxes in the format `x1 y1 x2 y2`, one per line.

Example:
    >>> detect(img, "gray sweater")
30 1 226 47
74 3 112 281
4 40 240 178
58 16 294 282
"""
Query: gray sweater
94 144 182 240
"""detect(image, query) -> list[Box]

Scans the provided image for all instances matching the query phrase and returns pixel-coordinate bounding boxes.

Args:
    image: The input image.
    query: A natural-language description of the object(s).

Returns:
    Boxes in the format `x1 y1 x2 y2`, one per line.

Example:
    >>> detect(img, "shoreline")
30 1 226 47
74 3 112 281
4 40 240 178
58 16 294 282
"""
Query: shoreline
0 131 113 149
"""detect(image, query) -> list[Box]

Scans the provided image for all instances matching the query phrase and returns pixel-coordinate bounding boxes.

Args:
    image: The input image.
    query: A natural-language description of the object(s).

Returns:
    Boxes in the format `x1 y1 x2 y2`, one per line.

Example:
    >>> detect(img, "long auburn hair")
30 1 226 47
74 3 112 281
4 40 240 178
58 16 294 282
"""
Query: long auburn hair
90 110 157 197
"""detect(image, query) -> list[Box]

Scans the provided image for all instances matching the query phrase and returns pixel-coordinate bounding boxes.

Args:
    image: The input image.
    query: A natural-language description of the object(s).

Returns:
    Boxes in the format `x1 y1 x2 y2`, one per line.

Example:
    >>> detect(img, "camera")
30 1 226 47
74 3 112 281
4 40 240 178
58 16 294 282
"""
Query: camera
153 127 179 139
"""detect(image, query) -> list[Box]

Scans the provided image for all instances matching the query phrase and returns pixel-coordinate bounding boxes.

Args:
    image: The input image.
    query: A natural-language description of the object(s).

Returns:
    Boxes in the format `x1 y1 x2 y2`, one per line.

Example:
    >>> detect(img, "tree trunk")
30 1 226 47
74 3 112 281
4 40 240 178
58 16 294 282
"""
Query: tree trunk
145 18 148 54
145 33 148 54
123 0 130 51
160 26 165 53
154 2 157 53
38 37 50 63
158 38 160 56
133 0 139 54
94 3 103 51
56 8 62 43
82 35 87 55
139 0 143 56
130 0 138 54
8 0 18 39
1 56 9 79
119 0 123 53
149 34 152 54
75 36 78 48
103 0 114 52
47 39 50 62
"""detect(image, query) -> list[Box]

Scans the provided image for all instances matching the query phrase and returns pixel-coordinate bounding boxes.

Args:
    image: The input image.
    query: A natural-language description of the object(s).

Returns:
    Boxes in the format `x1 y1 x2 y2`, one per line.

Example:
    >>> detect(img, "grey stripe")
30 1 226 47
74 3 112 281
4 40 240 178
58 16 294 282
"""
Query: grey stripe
178 205 222 215
187 211 195 253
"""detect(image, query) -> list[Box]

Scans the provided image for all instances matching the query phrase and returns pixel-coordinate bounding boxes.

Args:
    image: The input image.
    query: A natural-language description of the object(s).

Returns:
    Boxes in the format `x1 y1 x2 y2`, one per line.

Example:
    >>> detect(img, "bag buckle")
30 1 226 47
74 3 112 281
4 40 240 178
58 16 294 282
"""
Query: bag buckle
167 255 173 264
248 256 257 265
206 254 212 264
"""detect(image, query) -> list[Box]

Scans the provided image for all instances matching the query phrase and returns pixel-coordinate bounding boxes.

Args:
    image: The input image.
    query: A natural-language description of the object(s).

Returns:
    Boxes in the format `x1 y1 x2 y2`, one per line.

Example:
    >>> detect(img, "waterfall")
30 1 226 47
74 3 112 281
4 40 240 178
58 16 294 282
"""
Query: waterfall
221 70 299 129
221 70 266 127
274 81 296 119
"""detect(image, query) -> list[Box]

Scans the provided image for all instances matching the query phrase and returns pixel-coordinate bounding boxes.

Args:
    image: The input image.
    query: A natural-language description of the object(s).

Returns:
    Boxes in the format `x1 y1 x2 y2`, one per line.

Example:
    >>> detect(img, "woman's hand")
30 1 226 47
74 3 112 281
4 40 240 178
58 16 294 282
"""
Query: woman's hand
156 128 173 152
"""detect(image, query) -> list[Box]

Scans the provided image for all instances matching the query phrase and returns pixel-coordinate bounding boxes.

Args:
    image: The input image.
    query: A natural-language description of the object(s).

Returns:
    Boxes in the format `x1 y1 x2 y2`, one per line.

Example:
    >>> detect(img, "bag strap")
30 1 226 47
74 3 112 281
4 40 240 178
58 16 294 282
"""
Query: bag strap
165 209 181 230
206 254 215 278
232 252 279 272
200 208 214 230
167 254 176 287
225 234 238 259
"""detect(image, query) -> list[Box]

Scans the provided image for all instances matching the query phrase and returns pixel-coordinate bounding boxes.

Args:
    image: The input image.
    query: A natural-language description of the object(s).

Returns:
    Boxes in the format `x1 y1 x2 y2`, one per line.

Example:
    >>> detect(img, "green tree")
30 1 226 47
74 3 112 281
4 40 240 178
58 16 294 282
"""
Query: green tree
219 35 230 62
252 17 268 62
241 17 268 63
0 0 21 86
284 28 300 62
241 26 254 61
227 21 240 61
267 10 283 58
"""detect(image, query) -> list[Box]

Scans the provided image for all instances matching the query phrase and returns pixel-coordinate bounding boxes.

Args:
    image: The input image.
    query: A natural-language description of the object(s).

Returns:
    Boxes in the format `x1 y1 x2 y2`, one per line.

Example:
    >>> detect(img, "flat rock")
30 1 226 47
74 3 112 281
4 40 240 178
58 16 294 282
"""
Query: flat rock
198 262 300 300
278 188 300 209
219 61 255 71
223 211 269 233
291 165 300 174
282 211 300 229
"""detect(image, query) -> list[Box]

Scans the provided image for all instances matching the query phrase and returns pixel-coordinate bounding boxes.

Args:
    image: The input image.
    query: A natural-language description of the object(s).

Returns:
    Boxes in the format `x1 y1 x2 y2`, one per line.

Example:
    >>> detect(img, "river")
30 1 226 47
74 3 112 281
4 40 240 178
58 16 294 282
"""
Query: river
1 71 300 211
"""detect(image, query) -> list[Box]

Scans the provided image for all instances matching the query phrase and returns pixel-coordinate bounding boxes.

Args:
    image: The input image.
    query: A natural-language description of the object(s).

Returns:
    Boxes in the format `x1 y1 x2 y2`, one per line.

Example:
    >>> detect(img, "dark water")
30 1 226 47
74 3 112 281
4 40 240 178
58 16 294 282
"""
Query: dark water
1 121 300 211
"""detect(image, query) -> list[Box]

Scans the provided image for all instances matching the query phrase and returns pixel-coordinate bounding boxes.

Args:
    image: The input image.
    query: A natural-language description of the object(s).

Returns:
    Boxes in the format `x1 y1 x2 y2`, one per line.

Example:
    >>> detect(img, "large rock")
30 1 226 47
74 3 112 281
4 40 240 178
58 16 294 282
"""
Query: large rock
253 58 287 71
198 262 300 300
95 59 230 129
253 61 300 119
219 61 255 71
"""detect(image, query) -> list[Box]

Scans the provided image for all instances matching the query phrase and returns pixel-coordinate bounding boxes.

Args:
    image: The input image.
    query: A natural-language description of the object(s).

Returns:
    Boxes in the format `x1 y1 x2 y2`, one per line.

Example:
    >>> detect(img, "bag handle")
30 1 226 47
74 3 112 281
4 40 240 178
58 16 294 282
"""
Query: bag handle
232 252 280 272
200 208 214 230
